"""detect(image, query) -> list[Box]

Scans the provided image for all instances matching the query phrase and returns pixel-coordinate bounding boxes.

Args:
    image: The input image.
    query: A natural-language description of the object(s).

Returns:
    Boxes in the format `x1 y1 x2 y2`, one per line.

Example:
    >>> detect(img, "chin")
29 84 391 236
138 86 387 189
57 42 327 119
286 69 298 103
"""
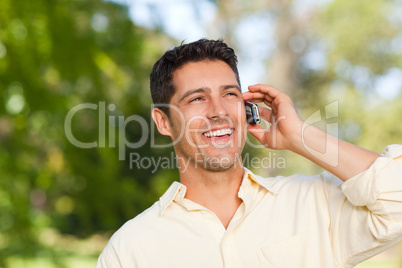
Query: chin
203 162 237 172
194 152 242 172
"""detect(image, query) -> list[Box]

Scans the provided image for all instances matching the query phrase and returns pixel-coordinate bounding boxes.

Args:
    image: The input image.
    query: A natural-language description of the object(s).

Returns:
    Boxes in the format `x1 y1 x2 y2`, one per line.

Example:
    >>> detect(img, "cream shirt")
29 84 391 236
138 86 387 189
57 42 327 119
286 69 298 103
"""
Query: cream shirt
97 145 402 268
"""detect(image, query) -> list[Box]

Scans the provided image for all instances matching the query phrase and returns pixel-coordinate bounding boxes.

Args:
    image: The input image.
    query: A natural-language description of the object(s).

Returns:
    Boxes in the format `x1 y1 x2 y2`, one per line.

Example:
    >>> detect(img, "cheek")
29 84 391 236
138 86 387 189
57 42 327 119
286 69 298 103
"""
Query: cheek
180 106 210 130
227 101 246 121
168 115 185 139
185 116 209 137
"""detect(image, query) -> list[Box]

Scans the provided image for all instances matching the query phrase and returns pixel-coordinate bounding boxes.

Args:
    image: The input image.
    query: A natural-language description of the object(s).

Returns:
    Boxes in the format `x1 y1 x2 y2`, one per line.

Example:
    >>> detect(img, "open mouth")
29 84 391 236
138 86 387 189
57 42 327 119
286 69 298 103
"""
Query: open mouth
203 128 234 138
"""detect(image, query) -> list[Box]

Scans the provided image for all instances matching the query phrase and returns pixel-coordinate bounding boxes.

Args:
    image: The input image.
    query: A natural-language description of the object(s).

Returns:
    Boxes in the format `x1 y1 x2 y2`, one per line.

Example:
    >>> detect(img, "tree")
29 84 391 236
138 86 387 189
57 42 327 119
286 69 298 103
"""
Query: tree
0 0 174 265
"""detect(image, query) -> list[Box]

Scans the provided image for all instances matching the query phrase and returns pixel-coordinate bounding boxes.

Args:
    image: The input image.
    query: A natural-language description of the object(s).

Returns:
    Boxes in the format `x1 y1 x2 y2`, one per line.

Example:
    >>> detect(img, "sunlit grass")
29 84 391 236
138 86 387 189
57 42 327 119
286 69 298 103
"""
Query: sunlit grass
7 255 97 268
356 260 400 268
6 228 107 268
6 254 401 268
5 230 402 268
356 243 402 268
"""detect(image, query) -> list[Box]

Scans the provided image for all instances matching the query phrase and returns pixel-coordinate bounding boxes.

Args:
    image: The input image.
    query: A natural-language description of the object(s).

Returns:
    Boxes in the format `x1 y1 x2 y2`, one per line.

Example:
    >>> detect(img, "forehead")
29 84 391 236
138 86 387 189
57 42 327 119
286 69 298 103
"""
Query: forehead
172 60 238 91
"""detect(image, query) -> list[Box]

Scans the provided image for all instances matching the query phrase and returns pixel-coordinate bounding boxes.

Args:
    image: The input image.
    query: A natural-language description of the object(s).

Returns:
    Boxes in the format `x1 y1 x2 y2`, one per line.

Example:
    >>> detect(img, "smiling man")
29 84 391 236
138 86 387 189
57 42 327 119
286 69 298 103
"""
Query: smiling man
97 39 402 268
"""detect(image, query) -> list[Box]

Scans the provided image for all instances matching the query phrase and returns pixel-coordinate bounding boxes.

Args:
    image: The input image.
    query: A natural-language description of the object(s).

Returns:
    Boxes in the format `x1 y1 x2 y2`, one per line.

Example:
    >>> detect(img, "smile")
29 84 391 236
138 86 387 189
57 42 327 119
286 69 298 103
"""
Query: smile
203 128 233 138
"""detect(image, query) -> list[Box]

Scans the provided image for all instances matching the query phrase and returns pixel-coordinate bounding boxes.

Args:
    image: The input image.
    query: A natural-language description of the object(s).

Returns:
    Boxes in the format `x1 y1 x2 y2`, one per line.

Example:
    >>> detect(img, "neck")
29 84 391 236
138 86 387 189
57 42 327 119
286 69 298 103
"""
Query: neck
178 157 245 228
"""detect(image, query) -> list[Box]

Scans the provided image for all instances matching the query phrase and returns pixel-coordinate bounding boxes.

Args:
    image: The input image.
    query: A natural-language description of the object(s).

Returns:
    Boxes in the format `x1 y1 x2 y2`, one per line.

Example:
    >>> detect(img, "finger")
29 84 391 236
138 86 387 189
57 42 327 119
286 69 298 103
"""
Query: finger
258 107 273 123
242 92 273 105
248 84 282 99
242 91 272 101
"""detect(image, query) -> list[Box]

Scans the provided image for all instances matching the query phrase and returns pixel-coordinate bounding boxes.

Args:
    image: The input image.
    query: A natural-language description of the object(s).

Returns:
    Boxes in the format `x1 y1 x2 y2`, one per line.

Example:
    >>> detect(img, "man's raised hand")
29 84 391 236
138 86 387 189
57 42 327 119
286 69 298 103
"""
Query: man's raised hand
242 84 303 151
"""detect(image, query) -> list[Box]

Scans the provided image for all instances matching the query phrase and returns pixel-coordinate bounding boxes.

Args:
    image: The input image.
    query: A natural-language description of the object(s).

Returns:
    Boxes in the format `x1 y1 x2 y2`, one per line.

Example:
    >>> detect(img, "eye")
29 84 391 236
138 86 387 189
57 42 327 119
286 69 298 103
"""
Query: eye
189 96 205 103
225 92 239 97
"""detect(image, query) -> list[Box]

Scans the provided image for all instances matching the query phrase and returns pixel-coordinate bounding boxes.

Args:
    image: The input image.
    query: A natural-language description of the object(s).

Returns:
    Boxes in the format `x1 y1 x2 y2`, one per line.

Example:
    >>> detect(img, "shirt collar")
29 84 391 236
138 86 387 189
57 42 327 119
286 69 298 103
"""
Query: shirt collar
159 168 278 215
159 181 187 215
242 167 278 194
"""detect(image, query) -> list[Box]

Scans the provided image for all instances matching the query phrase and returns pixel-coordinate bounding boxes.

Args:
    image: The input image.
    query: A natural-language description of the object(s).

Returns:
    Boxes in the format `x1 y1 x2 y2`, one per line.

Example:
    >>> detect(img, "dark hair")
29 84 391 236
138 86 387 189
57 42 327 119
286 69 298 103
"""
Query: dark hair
150 39 241 117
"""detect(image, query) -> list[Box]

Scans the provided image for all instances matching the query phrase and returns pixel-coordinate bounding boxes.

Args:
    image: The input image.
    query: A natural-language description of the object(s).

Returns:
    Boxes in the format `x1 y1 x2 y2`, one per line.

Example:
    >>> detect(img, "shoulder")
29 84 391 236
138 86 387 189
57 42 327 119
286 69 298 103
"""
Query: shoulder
255 170 341 188
100 201 162 254
97 201 163 267
110 201 162 243
99 181 185 261
249 169 344 200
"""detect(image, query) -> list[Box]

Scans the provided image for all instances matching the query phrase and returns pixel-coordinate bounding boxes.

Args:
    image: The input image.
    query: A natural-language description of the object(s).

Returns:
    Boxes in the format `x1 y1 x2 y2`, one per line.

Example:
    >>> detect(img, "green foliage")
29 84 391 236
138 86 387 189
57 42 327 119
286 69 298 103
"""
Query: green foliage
0 0 176 265
300 0 402 151
318 0 399 72
1 0 401 266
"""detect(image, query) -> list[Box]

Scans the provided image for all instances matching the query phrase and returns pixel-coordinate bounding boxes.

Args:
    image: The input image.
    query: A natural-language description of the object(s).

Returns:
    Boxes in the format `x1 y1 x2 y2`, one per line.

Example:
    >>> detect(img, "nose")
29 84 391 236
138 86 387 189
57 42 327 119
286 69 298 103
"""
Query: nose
208 98 228 119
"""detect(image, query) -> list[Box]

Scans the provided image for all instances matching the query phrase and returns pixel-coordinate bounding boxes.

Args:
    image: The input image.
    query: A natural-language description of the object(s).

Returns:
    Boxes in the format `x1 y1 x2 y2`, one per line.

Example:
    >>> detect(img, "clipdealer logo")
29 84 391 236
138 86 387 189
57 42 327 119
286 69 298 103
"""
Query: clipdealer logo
64 100 339 167
64 101 253 160
65 102 149 160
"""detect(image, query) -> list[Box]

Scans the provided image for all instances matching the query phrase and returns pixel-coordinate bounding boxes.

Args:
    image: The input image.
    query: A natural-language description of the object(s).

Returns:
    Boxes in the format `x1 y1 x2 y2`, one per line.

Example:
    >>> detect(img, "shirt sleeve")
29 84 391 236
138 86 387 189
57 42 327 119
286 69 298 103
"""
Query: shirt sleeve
327 144 402 267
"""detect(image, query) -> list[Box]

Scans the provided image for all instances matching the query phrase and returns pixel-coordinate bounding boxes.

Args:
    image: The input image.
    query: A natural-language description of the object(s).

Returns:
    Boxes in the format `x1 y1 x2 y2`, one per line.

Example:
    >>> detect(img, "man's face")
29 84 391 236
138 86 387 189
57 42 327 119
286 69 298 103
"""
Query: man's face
167 60 247 171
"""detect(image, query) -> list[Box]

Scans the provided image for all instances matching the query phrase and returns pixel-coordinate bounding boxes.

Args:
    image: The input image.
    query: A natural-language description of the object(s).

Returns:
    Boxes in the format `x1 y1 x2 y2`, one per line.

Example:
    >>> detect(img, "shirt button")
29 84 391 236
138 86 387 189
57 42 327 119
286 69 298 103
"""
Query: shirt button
201 210 207 215
222 242 227 247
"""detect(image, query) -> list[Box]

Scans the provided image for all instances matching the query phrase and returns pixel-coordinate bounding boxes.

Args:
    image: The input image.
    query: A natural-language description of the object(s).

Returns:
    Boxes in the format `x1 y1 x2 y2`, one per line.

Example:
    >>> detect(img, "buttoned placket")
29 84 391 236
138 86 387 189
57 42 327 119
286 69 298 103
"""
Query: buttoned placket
219 180 258 268
220 206 245 268
169 171 272 268
175 189 251 268
176 188 227 243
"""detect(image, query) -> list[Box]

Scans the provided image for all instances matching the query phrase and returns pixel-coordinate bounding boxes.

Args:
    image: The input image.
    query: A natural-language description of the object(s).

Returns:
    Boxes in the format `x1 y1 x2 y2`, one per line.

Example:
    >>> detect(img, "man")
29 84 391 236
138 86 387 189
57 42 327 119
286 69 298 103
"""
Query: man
97 39 402 267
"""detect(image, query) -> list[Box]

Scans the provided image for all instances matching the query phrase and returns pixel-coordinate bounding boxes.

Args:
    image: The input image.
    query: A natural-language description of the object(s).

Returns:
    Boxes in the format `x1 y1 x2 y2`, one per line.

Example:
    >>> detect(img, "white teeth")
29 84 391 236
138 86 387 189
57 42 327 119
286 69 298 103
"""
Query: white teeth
203 128 233 137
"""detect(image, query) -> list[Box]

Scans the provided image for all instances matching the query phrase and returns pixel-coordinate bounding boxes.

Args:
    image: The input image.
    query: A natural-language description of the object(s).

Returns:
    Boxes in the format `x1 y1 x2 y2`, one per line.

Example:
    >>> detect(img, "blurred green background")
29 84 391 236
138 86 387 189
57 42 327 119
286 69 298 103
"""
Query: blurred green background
0 0 401 267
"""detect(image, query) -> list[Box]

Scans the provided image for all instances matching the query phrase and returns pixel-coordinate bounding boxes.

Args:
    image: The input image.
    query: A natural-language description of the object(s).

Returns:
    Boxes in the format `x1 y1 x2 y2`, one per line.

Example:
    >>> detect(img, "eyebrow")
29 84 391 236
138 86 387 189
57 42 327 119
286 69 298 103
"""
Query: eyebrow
222 84 241 92
177 84 241 104
178 87 210 103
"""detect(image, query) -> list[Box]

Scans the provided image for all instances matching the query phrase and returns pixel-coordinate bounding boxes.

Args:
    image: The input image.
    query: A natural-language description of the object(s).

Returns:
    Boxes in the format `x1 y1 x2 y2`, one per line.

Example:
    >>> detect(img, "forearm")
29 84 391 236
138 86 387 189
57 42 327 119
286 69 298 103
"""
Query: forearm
243 84 393 180
290 124 380 181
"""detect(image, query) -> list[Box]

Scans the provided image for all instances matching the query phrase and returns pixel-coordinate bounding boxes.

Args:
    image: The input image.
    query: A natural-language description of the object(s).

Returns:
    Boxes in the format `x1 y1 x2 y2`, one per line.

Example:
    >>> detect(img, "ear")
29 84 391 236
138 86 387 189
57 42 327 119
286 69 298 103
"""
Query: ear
151 108 173 138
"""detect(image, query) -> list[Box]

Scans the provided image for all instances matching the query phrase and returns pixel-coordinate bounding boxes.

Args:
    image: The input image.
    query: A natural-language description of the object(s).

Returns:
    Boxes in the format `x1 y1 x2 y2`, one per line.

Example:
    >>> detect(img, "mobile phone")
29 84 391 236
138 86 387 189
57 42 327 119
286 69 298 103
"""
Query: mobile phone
245 101 261 124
